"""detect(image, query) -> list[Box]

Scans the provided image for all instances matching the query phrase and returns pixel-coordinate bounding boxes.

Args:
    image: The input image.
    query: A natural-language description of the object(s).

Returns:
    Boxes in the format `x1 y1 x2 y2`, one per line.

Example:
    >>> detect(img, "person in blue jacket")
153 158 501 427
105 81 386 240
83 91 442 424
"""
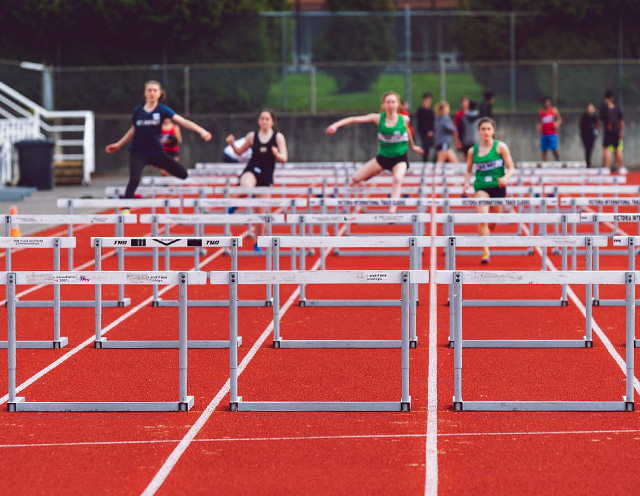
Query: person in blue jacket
105 80 212 198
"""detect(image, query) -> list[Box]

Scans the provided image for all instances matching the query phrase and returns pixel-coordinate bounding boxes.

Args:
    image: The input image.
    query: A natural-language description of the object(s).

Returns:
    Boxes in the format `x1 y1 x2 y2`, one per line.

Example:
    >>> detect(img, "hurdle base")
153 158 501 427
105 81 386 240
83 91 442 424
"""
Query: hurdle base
302 299 401 307
153 299 269 308
7 397 25 412
8 398 194 412
635 340 640 348
94 337 242 349
462 299 564 307
595 299 640 307
450 339 589 348
13 299 130 308
276 339 403 349
235 400 411 412
229 397 243 412
454 400 632 412
0 337 68 349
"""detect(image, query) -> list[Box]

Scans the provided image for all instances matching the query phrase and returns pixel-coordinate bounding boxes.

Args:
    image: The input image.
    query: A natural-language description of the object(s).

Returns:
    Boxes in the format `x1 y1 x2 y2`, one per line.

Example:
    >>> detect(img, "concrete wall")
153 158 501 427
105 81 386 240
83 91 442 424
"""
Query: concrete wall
96 111 638 175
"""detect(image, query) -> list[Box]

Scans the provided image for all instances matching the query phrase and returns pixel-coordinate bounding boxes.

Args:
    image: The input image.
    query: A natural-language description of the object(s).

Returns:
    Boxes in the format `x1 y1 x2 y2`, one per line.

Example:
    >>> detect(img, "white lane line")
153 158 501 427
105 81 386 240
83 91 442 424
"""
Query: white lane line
6 427 640 450
425 199 438 496
141 229 346 496
0 244 229 406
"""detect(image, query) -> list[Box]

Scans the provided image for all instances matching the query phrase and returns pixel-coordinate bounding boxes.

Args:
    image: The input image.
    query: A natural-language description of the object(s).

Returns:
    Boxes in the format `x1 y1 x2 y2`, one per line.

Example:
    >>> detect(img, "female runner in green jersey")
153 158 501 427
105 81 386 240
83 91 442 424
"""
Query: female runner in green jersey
326 91 423 211
463 117 515 264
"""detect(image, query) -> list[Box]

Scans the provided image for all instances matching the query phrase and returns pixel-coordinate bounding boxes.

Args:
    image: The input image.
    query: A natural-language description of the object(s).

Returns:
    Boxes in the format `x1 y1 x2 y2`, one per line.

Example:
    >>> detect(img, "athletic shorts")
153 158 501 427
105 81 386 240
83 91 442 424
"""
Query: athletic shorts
603 132 621 150
240 165 273 187
376 153 409 172
476 186 506 198
435 142 451 152
540 134 558 151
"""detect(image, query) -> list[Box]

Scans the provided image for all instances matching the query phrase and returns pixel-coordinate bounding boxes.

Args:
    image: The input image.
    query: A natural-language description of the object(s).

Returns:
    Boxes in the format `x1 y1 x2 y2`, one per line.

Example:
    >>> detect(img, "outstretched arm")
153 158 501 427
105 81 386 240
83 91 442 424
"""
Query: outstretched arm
105 126 134 153
463 148 474 192
326 113 379 135
172 114 212 141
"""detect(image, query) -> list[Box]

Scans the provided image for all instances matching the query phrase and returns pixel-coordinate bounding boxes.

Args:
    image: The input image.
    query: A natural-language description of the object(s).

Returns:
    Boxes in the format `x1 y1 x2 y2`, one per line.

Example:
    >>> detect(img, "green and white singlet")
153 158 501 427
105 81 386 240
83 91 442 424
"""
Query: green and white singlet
378 112 409 158
473 140 505 191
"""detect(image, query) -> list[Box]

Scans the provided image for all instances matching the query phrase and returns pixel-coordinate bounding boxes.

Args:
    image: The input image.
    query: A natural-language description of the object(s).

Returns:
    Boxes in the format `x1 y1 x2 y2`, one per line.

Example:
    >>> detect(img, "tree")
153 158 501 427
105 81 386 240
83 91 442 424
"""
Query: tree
314 0 396 94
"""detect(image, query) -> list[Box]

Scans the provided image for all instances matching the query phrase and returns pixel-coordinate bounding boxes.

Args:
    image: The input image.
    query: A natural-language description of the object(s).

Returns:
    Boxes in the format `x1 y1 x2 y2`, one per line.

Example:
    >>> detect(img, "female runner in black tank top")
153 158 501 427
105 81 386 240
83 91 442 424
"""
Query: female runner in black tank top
225 110 288 251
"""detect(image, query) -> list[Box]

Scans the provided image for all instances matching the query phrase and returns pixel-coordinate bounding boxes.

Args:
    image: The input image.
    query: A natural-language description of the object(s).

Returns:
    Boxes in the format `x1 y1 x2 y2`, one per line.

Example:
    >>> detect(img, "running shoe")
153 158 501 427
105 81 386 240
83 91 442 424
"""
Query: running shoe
254 242 262 253
226 206 238 214
480 252 490 264
122 208 131 215
618 166 629 175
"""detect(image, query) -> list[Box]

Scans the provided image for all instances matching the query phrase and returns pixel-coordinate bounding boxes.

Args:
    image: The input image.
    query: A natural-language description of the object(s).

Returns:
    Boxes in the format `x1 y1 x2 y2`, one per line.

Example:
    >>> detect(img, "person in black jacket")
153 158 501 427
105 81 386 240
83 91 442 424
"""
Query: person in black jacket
579 103 599 167
415 92 435 162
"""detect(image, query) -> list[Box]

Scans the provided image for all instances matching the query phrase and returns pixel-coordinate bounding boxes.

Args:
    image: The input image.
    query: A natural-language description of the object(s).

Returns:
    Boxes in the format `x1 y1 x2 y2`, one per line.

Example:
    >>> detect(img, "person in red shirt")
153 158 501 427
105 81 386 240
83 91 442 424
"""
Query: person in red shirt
537 96 562 161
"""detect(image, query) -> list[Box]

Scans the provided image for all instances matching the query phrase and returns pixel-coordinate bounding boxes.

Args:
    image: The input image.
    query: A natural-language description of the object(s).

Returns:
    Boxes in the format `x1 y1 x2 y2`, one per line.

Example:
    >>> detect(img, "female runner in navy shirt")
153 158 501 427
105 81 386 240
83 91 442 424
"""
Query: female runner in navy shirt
105 80 212 198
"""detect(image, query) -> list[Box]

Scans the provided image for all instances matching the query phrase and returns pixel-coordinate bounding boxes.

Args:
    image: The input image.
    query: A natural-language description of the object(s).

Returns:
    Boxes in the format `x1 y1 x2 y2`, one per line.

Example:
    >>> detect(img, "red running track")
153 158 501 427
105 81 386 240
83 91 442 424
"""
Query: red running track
0 178 639 495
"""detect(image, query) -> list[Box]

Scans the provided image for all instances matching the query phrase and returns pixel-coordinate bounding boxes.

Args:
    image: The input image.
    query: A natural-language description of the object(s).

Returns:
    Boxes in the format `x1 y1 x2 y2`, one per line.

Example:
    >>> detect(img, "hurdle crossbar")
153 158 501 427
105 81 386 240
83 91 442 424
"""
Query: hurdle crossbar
7 270 207 412
435 269 635 412
210 269 429 412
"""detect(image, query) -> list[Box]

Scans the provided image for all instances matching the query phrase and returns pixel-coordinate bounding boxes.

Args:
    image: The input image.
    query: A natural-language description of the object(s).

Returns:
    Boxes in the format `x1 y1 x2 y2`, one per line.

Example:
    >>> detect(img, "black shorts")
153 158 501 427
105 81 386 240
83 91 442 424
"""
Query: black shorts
477 186 506 198
375 153 409 172
603 131 620 149
240 165 273 187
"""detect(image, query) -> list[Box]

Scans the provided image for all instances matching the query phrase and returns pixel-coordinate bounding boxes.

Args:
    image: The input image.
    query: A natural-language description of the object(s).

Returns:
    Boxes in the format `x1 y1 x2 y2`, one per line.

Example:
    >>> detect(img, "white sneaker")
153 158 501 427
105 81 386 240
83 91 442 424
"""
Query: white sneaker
618 166 629 175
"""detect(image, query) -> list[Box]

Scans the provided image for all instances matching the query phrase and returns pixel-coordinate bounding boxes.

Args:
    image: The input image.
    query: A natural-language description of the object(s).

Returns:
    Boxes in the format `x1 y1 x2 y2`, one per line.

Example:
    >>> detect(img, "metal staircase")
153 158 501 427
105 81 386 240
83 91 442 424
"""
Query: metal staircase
0 81 95 186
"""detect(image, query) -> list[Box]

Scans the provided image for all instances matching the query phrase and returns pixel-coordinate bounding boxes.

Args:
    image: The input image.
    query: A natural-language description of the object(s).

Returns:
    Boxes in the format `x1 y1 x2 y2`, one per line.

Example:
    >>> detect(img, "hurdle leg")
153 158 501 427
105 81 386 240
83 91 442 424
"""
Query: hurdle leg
447 238 456 346
7 274 24 411
401 271 411 411
452 272 463 410
152 220 161 306
626 273 636 410
94 240 105 348
265 217 273 306
52 239 67 348
229 272 241 410
178 273 194 411
584 238 593 347
409 239 418 347
273 242 281 347
561 219 568 305
117 220 127 306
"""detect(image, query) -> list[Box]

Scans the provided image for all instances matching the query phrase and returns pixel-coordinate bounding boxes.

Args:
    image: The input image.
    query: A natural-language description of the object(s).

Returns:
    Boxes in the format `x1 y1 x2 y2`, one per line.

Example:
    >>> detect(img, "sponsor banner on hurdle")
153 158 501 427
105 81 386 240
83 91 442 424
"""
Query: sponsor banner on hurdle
18 270 207 286
0 237 75 248
184 198 308 208
92 237 239 248
561 198 640 207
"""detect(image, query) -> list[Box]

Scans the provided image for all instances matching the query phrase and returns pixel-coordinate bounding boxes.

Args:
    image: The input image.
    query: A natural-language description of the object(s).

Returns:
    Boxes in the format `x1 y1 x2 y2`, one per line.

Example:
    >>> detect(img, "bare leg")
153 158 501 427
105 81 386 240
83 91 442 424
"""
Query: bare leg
615 148 624 169
389 161 408 213
603 148 611 170
239 172 257 235
475 190 491 262
352 157 384 185
552 149 560 161
541 150 548 161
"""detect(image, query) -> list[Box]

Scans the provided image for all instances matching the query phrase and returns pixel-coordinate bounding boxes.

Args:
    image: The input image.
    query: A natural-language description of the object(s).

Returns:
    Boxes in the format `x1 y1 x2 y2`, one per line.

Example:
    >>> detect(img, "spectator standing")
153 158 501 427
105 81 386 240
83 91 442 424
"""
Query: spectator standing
579 103 599 168
599 90 626 174
434 101 458 164
458 101 481 158
416 92 435 162
453 96 470 150
537 96 562 161
478 90 495 118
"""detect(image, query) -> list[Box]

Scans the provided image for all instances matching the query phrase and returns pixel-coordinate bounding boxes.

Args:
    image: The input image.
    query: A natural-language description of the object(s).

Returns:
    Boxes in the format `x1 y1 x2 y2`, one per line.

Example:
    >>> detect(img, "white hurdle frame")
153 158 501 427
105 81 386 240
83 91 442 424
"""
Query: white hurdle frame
436 235 607 309
436 270 635 412
258 235 428 348
5 214 136 308
91 238 241 349
7 270 207 412
0 237 75 349
139 214 286 306
436 236 606 348
210 270 429 412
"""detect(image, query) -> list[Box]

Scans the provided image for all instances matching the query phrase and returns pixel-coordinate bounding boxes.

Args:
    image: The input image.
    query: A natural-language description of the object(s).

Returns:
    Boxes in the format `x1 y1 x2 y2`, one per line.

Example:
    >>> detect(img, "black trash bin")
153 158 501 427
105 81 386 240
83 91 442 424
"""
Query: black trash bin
15 139 55 190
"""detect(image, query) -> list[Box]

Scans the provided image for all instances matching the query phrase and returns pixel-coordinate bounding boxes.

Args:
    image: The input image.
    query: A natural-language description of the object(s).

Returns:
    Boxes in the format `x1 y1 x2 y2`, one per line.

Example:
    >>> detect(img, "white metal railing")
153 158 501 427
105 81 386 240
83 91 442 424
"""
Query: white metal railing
0 81 94 185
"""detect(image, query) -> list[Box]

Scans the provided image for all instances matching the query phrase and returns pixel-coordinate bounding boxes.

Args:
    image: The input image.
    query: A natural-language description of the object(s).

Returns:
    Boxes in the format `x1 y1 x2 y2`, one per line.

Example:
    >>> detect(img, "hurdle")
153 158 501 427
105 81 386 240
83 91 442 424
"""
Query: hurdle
600 237 640 315
438 236 604 349
6 213 137 273
438 212 580 258
105 185 213 214
209 269 429 411
0 237 75 349
7 270 206 412
57 198 188 266
436 270 635 412
92 237 246 316
258 235 426 347
140 213 286 305
286 213 429 260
